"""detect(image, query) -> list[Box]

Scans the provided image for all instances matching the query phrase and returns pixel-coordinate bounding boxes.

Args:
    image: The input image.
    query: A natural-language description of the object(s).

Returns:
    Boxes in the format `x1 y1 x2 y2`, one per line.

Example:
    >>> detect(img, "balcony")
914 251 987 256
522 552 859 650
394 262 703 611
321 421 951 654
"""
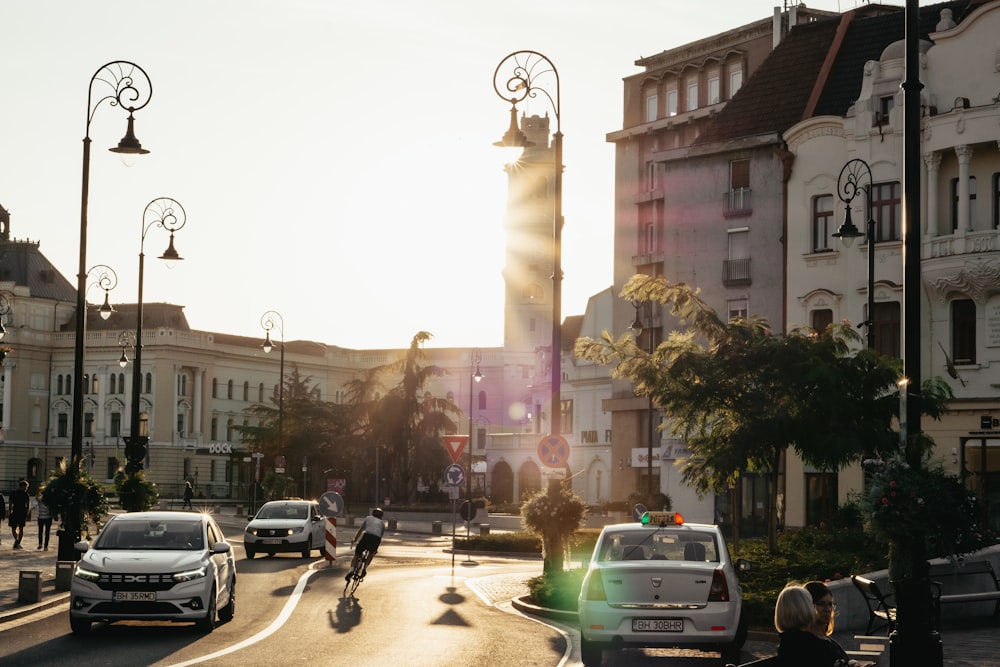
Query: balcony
723 258 751 286
723 188 752 218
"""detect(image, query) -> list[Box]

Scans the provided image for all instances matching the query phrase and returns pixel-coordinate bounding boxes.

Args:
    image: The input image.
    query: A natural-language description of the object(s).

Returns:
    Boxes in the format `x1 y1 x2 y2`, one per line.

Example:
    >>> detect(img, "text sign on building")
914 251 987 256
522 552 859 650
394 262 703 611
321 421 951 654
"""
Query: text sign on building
630 447 663 467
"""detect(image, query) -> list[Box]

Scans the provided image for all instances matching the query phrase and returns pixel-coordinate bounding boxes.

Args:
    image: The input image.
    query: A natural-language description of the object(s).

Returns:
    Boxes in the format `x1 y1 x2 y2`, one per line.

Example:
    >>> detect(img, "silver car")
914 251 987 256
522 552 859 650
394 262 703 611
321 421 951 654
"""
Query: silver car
243 499 326 559
578 512 750 665
70 511 236 634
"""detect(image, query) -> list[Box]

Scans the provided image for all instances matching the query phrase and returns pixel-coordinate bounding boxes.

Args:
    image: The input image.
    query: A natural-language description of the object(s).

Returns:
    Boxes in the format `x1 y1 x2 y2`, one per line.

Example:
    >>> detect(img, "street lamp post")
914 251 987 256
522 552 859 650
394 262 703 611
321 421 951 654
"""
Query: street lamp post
124 198 186 474
630 303 656 498
73 61 152 466
261 311 285 472
832 158 876 349
466 350 483 509
493 50 564 439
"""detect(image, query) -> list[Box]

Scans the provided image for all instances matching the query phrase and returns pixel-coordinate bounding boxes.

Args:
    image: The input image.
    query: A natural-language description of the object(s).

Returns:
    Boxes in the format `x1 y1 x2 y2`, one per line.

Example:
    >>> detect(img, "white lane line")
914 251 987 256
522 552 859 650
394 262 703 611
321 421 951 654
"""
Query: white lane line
163 565 320 667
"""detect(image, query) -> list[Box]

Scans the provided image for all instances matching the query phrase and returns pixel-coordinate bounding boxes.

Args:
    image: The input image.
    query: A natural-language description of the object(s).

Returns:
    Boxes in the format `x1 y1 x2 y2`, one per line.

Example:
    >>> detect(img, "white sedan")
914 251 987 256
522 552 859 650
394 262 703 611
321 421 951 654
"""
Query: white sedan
578 512 750 666
69 511 236 634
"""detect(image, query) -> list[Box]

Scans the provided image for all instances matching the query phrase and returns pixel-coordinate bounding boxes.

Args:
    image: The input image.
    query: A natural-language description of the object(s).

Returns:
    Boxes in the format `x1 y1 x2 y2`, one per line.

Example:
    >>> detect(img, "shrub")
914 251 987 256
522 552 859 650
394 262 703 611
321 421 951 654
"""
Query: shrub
454 532 540 553
527 568 585 611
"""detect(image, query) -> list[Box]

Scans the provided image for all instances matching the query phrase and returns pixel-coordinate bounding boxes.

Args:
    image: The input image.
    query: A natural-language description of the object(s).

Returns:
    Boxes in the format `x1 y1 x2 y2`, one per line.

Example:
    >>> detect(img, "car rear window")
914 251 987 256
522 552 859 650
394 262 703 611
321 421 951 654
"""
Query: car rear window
96 519 204 550
597 529 719 563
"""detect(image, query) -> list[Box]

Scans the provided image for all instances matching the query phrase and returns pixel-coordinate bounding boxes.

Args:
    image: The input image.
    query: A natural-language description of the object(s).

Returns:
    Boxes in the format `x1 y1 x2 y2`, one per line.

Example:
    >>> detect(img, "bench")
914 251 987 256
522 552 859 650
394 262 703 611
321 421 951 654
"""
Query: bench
929 559 1000 623
851 574 896 635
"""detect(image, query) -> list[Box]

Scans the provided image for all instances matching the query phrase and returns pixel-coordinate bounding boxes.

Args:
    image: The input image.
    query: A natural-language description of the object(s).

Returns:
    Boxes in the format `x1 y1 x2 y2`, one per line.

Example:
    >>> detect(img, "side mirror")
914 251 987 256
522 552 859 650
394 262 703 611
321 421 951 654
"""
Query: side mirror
736 558 753 573
74 540 90 553
213 542 232 554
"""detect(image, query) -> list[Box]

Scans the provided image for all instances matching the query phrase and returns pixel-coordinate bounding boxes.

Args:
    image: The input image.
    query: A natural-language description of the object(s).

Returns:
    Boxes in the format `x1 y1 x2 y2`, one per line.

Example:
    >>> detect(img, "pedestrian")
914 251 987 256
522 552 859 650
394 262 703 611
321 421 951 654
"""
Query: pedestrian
182 480 194 510
9 479 30 549
35 486 52 551
0 489 6 546
775 583 870 667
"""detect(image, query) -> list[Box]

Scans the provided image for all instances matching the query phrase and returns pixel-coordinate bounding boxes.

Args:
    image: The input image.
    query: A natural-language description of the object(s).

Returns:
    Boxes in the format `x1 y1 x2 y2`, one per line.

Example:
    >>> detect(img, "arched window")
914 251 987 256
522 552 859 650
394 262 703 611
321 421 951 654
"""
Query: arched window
212 378 218 398
258 382 264 402
478 390 487 411
144 372 152 394
110 374 117 394
118 373 125 394
57 375 64 395
227 380 233 400
243 381 249 402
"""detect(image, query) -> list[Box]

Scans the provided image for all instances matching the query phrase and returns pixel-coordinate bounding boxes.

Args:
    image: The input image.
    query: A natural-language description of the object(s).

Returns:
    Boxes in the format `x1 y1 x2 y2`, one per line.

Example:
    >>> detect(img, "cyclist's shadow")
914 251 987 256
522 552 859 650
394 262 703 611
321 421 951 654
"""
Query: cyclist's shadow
329 596 363 633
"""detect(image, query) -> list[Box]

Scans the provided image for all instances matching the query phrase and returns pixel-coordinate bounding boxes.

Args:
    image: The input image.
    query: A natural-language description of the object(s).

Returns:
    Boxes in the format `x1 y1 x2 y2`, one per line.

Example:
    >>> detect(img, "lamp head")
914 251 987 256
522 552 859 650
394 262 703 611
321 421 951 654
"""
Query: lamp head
494 104 534 162
262 331 273 354
832 206 864 248
99 292 115 320
109 112 150 161
158 232 183 261
474 364 483 383
119 350 129 368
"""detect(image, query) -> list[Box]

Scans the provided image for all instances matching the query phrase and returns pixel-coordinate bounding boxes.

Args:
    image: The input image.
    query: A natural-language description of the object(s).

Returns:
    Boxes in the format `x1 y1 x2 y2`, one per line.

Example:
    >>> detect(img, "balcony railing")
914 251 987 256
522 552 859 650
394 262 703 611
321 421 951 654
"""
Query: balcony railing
723 258 751 285
723 188 752 218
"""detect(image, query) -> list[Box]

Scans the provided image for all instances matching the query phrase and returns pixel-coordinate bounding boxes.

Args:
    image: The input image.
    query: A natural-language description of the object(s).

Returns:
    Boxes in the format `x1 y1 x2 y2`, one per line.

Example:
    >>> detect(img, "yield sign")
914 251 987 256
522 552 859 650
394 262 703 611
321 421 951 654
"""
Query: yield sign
442 435 469 464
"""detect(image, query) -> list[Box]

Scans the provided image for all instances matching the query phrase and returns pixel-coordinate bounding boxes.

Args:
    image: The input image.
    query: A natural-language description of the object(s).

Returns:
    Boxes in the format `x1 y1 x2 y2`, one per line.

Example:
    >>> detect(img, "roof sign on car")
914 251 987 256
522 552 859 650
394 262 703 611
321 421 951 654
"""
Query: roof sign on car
640 511 683 526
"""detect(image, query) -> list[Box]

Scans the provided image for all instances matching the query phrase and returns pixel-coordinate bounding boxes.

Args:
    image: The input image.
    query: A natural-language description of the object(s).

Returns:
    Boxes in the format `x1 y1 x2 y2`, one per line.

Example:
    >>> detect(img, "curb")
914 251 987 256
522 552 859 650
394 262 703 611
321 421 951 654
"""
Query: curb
511 595 579 623
0 591 70 624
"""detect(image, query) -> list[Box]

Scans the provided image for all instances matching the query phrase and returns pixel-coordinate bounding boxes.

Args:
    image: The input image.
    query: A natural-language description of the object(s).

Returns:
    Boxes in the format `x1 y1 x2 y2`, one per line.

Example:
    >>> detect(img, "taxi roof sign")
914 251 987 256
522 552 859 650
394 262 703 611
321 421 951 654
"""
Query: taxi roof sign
640 511 684 526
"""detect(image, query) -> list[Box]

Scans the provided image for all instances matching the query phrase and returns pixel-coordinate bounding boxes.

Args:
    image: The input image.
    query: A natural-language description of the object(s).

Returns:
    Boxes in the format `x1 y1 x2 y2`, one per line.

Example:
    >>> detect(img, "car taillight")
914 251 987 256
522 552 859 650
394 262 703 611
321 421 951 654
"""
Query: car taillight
707 569 730 602
582 571 607 601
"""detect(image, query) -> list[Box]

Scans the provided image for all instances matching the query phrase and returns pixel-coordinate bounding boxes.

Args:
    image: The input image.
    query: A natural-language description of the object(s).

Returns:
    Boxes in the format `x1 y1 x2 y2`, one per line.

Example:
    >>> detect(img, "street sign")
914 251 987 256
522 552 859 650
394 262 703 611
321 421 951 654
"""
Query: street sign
537 434 570 467
319 491 344 518
445 463 465 487
632 503 648 523
442 435 469 463
460 500 477 522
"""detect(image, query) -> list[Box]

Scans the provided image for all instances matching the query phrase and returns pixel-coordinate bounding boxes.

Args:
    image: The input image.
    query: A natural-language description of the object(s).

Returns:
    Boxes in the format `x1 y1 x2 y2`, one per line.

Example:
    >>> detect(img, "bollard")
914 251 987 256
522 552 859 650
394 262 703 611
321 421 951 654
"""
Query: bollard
479 524 491 536
18 571 42 603
432 520 443 535
55 561 74 591
236 506 244 516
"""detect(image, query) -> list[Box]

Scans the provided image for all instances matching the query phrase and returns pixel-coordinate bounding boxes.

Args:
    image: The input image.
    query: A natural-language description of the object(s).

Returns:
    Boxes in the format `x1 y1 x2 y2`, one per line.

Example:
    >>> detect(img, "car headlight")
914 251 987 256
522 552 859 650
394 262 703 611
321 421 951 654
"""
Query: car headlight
245 527 256 536
291 527 304 534
173 566 208 583
74 565 101 582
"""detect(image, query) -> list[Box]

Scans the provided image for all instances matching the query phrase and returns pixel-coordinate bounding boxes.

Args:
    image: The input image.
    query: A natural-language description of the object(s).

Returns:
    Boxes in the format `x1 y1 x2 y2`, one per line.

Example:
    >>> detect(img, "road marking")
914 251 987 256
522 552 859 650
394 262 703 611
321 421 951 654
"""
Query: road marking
163 564 321 667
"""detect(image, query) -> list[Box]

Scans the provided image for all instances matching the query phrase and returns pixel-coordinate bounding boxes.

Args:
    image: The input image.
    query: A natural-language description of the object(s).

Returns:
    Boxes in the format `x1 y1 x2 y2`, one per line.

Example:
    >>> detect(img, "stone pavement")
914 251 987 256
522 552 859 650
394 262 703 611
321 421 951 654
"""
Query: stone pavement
2 509 999 666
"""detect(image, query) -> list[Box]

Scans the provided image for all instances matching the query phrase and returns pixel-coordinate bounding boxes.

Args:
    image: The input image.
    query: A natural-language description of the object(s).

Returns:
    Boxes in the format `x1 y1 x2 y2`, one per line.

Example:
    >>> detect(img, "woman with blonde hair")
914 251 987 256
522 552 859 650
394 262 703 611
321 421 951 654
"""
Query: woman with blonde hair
774 584 867 666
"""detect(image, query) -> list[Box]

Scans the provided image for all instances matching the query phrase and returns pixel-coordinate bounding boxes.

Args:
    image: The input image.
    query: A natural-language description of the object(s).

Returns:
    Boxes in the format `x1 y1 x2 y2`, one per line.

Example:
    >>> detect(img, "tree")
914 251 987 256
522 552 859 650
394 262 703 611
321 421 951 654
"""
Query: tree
521 480 587 573
341 332 461 504
575 275 907 551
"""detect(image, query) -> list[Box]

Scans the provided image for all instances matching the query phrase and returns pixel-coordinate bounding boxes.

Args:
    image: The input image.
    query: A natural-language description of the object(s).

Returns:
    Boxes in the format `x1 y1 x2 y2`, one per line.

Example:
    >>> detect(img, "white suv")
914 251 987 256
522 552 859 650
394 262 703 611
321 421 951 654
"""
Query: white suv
70 511 236 634
244 499 326 559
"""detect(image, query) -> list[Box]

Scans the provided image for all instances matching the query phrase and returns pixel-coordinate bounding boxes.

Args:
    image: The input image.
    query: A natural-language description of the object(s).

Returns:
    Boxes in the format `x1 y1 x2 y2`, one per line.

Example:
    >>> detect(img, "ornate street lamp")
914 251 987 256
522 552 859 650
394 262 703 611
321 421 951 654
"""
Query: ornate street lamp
125 198 186 474
260 310 285 463
72 61 152 466
630 303 657 498
493 50 564 439
831 158 876 349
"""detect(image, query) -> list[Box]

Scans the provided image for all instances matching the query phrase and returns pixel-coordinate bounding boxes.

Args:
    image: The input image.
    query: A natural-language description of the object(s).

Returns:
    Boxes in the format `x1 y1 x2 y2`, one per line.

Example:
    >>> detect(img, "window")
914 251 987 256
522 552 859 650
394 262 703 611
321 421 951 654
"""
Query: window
645 162 658 191
728 299 748 322
83 374 89 394
106 457 119 480
876 95 894 125
724 228 751 284
871 182 901 242
177 413 185 438
139 411 149 437
805 472 838 527
258 382 265 402
708 75 720 105
65 374 71 395
57 375 64 395
212 378 218 398
144 372 152 394
110 374 117 394
811 309 833 334
91 374 98 394
476 427 487 451
117 373 125 394
227 380 233 400
812 194 835 251
478 390 487 410
524 284 543 300
952 299 976 365
951 176 977 231
992 173 1000 229
211 417 218 440
84 412 94 437
729 68 743 98
639 202 659 254
110 412 121 437
725 160 751 216
666 89 678 117
873 302 901 358
243 381 249 402
559 398 573 436
178 373 187 397
645 92 658 122
686 80 698 111
57 413 68 438
226 418 234 440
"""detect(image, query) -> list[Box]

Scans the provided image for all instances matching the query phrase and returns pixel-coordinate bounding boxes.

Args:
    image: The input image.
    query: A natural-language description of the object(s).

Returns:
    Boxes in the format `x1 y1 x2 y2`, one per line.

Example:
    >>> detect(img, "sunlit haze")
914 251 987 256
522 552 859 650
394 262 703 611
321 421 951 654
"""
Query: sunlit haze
0 0 898 349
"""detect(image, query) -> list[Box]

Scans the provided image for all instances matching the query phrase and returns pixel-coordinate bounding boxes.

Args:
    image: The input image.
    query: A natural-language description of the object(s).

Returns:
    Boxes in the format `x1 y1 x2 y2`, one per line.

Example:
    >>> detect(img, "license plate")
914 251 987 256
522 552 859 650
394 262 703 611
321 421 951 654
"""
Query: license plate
633 618 683 632
114 591 155 602
262 539 282 545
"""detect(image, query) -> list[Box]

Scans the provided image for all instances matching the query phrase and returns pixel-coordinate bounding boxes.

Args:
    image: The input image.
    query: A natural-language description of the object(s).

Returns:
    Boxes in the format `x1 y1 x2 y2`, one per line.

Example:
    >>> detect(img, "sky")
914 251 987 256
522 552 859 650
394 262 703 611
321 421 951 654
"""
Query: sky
0 0 900 350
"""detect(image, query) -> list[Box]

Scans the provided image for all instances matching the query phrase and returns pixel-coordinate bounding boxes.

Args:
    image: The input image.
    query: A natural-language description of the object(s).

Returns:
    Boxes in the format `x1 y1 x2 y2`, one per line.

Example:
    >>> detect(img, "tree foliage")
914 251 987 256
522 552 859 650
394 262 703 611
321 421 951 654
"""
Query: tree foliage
575 275 919 551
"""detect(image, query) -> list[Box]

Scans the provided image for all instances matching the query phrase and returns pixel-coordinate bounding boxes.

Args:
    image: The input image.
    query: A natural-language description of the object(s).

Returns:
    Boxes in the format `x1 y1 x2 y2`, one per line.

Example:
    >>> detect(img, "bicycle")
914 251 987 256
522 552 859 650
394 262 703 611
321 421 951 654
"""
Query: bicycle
343 544 373 597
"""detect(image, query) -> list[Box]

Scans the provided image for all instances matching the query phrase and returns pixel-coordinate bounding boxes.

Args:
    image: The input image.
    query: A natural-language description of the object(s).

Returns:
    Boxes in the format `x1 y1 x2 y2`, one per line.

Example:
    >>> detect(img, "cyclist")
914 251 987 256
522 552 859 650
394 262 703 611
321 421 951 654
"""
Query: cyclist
346 507 385 580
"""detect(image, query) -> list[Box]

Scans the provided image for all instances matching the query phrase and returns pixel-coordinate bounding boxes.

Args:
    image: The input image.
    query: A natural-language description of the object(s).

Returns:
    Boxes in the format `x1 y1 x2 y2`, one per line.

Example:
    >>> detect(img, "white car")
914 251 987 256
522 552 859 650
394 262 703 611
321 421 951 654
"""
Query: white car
578 511 750 666
70 511 236 634
243 499 326 559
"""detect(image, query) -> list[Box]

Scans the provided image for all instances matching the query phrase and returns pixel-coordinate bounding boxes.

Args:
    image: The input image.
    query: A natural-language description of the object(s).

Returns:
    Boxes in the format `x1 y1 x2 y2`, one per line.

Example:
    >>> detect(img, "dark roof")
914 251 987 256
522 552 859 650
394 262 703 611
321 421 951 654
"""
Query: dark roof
0 237 76 302
694 17 842 145
80 302 191 332
694 1 972 146
813 1 970 117
562 315 583 351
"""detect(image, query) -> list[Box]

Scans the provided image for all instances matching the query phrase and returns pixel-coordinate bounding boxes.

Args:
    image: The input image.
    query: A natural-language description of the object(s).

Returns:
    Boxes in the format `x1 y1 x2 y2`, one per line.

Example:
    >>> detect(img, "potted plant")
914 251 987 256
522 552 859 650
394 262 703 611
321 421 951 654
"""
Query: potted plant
115 469 160 512
41 459 109 561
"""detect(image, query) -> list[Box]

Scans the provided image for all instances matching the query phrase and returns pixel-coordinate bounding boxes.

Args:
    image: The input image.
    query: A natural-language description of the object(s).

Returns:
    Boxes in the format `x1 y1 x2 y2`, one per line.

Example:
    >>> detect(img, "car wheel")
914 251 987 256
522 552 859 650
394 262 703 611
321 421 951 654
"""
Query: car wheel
196 586 217 633
245 547 255 560
218 579 236 622
580 634 603 666
301 544 310 558
267 551 275 557
70 617 91 635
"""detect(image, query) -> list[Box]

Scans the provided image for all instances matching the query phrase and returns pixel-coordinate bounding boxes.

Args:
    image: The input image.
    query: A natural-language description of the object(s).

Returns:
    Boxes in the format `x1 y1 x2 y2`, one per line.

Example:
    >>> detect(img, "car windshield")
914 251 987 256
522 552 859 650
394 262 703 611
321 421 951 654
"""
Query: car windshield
256 504 309 520
596 528 720 563
95 519 204 550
